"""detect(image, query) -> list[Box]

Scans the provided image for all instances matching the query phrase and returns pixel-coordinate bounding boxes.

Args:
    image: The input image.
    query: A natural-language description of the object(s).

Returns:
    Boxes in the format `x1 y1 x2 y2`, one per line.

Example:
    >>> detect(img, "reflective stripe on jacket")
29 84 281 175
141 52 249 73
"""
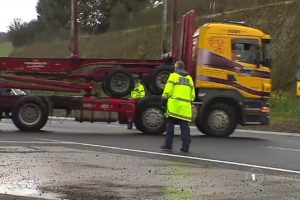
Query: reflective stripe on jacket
162 72 195 122
131 83 145 99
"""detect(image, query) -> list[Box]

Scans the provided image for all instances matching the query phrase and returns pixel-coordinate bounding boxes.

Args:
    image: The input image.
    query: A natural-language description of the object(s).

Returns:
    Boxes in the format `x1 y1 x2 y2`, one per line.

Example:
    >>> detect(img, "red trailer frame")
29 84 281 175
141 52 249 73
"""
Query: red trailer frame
0 0 180 97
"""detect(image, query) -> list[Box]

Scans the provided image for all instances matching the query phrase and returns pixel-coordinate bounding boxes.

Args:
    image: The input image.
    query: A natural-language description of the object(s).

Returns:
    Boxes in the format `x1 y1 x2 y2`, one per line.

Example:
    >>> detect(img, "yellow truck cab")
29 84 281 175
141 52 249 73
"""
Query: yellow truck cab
194 21 271 137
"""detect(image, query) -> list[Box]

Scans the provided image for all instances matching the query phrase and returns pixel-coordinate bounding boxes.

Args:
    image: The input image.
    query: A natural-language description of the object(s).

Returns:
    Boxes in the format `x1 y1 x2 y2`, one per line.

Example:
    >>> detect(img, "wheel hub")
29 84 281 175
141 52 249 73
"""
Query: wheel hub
143 108 164 129
208 110 229 131
19 103 41 125
110 73 130 92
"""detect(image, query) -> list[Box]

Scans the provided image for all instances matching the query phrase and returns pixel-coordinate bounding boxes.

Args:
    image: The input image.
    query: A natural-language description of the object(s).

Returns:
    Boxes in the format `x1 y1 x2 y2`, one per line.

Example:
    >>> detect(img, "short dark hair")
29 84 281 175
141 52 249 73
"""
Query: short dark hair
175 60 185 69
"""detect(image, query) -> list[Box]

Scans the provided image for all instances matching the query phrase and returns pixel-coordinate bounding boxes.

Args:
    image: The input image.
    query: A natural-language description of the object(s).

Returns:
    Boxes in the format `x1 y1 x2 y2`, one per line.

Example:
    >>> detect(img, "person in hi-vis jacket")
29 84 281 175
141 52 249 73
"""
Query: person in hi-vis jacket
160 61 195 153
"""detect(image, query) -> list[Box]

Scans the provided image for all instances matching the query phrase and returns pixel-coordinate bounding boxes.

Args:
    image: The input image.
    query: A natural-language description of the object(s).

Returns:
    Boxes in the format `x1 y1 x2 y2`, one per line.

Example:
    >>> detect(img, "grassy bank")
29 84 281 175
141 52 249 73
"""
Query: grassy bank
270 91 300 132
243 91 300 133
9 26 162 59
0 42 13 56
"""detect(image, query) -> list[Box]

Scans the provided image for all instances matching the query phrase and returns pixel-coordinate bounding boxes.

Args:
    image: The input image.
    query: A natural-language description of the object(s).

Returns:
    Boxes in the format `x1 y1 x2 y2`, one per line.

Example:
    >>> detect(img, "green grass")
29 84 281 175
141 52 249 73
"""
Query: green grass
254 91 300 133
270 91 300 118
10 26 163 59
238 93 300 133
0 42 13 57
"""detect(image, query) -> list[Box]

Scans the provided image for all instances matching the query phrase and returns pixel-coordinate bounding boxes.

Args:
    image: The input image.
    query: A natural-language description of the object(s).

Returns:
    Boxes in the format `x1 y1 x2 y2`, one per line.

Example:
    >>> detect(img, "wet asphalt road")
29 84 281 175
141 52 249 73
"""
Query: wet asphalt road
0 119 300 177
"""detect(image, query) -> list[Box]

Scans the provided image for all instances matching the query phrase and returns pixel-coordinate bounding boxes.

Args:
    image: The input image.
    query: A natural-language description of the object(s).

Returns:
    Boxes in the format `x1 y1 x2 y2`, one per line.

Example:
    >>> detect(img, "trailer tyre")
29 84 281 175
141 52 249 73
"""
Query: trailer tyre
134 96 165 135
148 66 173 95
104 69 134 98
199 103 237 137
12 96 49 132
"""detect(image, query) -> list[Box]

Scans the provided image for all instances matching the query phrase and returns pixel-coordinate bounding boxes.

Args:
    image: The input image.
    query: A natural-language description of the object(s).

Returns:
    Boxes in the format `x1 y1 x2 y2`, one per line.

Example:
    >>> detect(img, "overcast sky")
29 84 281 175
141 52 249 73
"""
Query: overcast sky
0 0 38 33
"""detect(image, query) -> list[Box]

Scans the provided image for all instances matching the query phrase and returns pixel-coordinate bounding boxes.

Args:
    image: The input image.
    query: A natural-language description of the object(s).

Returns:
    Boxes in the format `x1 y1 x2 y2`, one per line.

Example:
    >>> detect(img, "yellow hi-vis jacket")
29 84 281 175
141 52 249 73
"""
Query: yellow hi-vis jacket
131 82 145 99
162 72 195 122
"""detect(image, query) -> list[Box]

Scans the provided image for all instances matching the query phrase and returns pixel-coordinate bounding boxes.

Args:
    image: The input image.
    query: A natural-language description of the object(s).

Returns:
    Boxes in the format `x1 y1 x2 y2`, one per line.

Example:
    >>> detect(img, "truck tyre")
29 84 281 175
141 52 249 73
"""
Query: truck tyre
147 66 173 95
195 117 205 134
12 96 49 132
104 69 134 98
133 119 142 132
200 103 237 137
134 96 165 135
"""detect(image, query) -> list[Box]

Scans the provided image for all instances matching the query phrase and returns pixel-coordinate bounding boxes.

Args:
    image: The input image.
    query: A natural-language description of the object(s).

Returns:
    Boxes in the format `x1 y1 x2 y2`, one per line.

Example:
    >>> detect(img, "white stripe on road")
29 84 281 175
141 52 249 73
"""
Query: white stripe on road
0 141 66 144
37 138 300 175
267 146 300 152
191 126 300 137
235 129 300 137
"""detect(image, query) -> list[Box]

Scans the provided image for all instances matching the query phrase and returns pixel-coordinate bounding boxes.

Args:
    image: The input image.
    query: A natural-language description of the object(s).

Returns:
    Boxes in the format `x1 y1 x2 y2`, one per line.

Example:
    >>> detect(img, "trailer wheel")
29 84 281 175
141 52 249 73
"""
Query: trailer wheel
148 66 173 95
134 96 165 135
104 69 134 98
200 103 237 137
12 96 49 132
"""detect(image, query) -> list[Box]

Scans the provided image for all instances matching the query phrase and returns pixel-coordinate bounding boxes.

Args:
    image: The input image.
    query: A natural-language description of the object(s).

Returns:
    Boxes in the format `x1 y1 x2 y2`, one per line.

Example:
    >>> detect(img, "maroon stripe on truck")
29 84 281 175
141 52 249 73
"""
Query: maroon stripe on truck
197 49 270 79
198 75 270 97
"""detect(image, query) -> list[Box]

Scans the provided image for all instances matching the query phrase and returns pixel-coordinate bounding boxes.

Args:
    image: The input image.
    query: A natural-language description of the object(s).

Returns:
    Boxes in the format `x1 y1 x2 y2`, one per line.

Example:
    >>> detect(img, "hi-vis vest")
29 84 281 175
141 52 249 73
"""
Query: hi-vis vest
131 82 145 99
162 72 195 122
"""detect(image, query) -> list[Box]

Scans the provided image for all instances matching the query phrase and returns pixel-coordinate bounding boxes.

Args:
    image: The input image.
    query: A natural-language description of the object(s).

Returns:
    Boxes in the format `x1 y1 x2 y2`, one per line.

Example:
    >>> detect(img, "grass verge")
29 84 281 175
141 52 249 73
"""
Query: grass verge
242 91 300 133
0 42 13 57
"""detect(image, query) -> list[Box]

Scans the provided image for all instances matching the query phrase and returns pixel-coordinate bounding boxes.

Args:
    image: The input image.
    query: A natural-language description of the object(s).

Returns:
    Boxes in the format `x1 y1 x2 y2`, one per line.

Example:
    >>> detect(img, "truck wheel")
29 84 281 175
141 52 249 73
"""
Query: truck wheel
201 103 237 137
12 96 49 132
134 97 165 135
133 119 142 132
195 117 205 134
147 66 172 95
104 69 134 98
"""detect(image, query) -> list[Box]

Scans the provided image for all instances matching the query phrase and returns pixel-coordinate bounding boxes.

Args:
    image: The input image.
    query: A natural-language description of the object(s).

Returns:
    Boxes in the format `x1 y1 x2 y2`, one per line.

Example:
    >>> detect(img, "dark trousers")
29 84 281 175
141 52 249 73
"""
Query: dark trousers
165 117 191 150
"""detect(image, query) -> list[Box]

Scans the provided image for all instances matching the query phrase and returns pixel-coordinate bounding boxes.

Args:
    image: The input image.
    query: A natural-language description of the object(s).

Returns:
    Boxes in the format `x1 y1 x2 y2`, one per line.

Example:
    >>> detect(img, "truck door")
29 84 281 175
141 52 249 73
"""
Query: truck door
230 38 270 99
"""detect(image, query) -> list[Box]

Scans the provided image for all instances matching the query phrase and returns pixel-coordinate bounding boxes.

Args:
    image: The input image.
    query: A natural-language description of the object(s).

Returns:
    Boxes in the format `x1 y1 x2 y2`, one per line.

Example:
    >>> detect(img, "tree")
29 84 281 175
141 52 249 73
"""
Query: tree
78 0 158 33
0 32 8 43
78 0 111 34
36 0 71 31
36 0 113 34
7 19 43 47
109 0 163 30
8 0 164 47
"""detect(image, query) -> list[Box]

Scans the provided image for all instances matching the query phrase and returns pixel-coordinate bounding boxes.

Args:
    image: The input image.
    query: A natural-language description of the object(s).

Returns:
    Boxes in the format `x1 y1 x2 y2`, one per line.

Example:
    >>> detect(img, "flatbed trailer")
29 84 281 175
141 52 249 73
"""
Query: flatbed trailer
0 57 172 97
0 74 165 134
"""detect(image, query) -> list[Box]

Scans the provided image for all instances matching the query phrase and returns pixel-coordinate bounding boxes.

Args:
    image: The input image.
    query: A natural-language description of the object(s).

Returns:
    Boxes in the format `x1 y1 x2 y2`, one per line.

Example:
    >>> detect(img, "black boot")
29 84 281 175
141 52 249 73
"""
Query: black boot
160 144 172 151
180 144 189 153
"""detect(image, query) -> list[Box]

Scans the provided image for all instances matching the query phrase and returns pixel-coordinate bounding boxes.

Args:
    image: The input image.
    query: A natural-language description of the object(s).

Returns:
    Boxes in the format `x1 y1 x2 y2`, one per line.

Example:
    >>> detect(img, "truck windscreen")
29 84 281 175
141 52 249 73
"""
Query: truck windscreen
232 39 260 65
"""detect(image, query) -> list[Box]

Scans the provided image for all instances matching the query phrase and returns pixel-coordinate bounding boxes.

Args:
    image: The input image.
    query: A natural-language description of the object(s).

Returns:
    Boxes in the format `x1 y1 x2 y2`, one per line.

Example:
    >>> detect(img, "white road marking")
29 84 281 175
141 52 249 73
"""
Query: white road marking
0 141 66 144
37 138 300 175
234 129 300 137
35 138 65 143
267 146 300 152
